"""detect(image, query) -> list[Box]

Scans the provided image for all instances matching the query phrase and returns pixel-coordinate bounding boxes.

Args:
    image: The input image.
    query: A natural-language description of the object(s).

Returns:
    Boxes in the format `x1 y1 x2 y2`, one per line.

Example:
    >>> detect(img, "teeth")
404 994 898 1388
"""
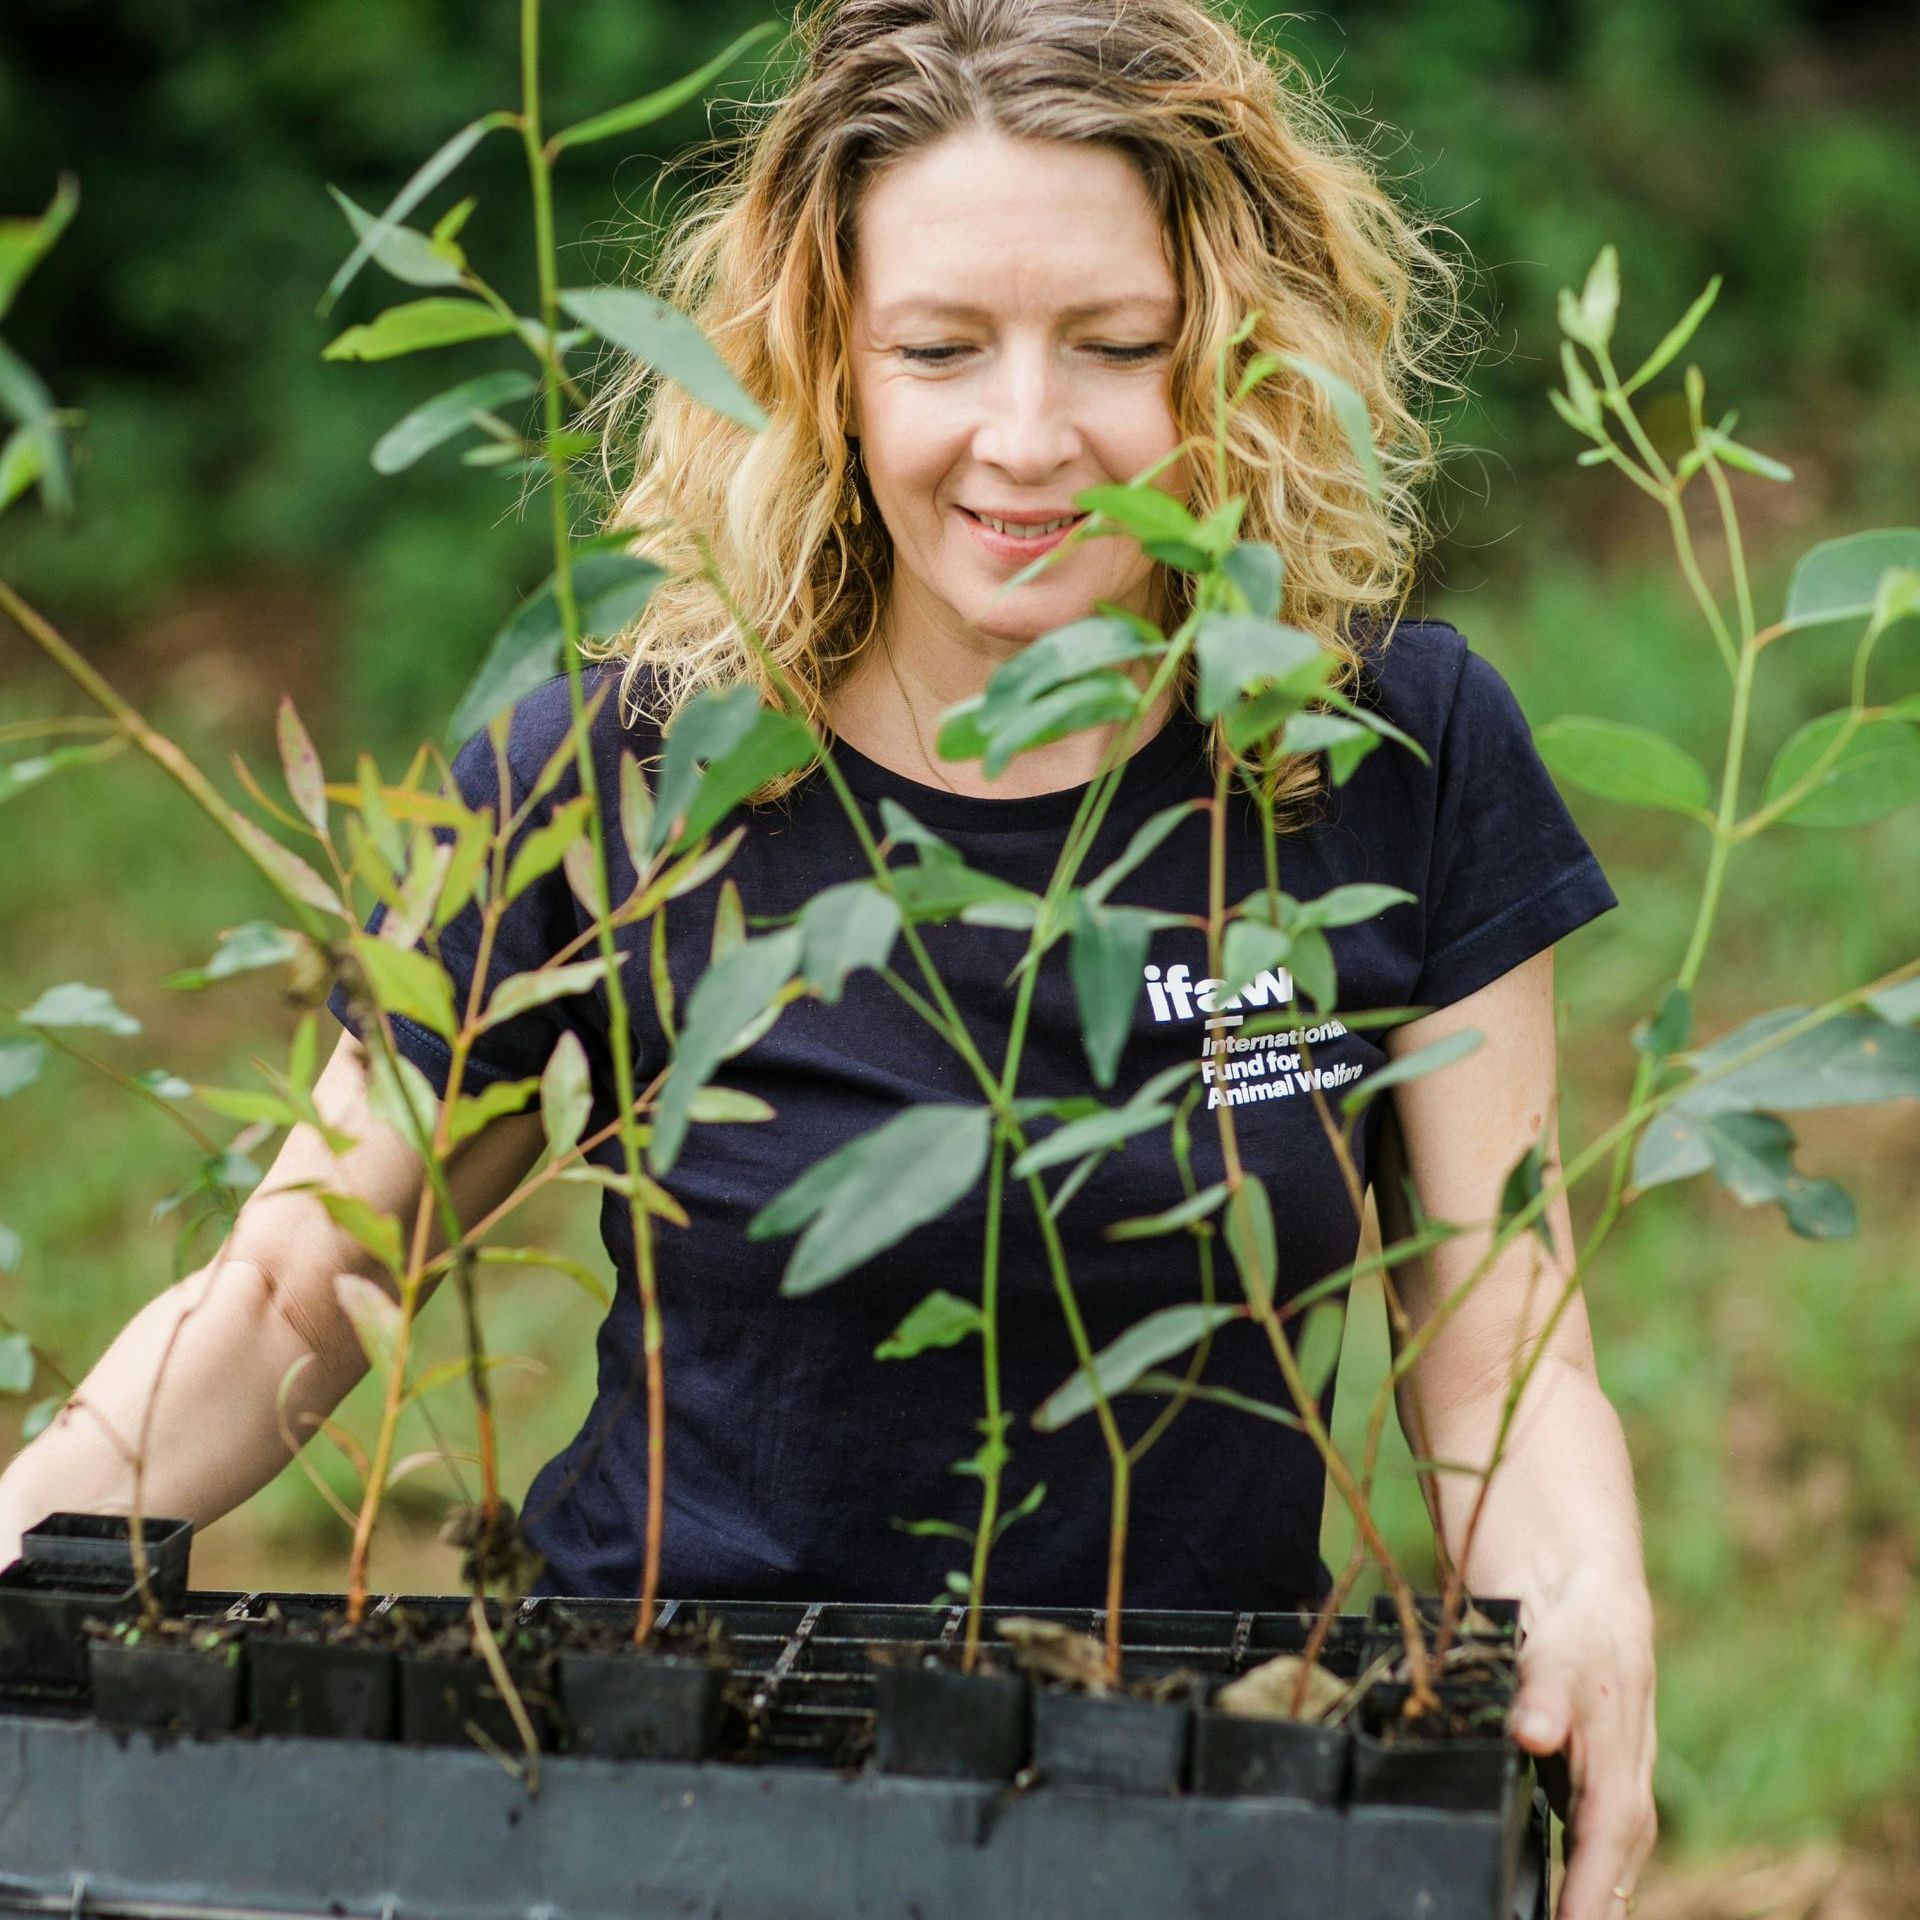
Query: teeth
975 512 1078 537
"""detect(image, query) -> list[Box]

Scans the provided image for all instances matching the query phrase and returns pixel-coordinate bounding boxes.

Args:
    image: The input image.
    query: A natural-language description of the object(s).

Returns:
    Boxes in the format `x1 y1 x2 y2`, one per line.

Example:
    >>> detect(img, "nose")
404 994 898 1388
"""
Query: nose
969 337 1082 481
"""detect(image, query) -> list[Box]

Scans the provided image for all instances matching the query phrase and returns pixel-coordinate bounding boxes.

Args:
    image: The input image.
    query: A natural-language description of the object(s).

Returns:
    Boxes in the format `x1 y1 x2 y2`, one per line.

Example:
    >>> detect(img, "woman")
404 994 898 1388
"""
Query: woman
0 1 1655 1911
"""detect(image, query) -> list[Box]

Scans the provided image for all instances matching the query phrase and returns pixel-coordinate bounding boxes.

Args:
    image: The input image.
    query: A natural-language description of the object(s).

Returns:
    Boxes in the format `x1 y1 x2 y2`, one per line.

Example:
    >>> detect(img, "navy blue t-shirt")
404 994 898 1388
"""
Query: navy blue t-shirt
326 618 1617 1612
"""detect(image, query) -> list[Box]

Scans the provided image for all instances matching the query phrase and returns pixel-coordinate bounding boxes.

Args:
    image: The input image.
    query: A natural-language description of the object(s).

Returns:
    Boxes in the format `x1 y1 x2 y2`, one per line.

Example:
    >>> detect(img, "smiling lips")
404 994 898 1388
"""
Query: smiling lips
959 505 1090 556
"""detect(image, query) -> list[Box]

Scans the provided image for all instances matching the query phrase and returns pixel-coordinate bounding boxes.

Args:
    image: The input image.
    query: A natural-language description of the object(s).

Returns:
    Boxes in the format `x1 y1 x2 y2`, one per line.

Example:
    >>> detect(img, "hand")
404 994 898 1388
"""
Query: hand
1508 1566 1658 1920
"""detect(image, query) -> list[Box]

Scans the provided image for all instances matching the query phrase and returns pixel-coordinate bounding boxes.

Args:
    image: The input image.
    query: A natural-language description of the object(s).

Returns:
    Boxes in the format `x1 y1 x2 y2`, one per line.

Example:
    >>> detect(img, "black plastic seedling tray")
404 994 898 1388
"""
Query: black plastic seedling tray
0 1583 1552 1920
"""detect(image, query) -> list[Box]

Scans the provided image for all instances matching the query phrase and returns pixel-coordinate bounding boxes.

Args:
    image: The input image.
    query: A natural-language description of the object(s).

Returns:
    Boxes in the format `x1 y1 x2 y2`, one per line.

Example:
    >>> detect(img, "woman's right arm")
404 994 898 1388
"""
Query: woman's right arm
0 1028 548 1569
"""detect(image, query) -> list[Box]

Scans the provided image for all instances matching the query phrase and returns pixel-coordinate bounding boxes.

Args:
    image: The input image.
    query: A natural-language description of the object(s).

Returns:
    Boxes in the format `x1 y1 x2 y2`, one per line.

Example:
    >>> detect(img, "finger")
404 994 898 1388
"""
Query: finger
1560 1777 1656 1920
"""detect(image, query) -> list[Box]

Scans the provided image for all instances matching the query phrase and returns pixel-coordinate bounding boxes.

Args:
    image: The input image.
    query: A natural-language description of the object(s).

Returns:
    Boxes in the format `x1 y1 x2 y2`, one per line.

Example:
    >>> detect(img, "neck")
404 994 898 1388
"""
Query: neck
825 572 1174 799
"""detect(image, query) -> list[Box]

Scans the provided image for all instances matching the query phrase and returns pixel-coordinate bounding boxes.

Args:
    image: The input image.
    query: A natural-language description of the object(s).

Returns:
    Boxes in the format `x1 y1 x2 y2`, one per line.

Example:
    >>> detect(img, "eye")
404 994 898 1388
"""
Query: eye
896 341 1167 368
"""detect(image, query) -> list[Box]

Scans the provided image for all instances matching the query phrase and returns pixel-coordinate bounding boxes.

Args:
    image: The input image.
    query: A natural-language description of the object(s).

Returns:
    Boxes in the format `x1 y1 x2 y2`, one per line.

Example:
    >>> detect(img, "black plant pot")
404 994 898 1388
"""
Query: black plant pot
1350 1677 1516 1811
1030 1685 1192 1793
557 1648 727 1761
1190 1697 1351 1802
399 1646 560 1752
870 1657 1030 1781
249 1631 397 1743
0 1514 197 1703
22 1514 193 1613
88 1628 247 1735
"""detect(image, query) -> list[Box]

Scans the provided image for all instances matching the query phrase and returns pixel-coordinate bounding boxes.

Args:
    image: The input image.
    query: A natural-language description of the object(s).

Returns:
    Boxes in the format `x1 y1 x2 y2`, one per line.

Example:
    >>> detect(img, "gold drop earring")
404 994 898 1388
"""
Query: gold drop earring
844 436 863 527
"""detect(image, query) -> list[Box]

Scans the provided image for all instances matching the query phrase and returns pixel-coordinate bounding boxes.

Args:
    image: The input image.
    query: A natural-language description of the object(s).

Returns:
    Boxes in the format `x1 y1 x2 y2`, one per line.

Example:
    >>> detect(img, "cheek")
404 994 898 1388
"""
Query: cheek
860 388 965 521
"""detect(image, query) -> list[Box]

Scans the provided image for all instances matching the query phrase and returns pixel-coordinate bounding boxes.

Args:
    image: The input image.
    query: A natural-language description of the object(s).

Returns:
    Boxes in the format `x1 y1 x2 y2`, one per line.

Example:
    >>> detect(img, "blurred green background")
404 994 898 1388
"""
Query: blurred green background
2 0 1916 1905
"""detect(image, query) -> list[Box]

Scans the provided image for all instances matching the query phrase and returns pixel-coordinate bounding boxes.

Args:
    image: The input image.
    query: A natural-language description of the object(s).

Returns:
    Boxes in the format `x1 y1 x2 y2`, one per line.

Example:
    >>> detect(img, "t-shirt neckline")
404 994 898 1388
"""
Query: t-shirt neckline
822 700 1204 833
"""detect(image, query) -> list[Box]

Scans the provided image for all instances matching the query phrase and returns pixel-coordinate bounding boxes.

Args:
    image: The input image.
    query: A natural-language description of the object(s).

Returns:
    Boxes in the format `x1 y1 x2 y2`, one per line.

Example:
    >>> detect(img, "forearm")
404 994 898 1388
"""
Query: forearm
0 1258 367 1565
1409 1354 1649 1621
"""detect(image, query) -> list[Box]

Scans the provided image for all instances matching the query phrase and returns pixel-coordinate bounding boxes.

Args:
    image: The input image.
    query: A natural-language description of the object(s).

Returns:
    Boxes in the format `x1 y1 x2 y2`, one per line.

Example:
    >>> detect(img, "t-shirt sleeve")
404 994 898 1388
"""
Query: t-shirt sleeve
324 701 588 1112
1411 646 1620 1010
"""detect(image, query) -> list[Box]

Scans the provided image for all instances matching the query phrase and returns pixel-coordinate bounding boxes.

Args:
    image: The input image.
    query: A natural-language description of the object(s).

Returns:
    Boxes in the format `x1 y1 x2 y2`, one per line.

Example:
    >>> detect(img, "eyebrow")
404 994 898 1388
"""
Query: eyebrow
868 294 1178 326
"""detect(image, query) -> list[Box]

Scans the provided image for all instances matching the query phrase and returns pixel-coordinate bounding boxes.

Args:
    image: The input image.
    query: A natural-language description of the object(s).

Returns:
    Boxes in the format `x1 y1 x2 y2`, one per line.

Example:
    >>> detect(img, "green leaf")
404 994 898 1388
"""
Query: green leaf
1338 1028 1482 1119
651 929 802 1173
371 371 537 475
1631 983 1694 1060
481 953 620 1031
1289 882 1418 932
550 22 779 151
1074 482 1203 548
752 1104 993 1296
0 739 127 808
0 1332 35 1394
710 879 745 963
1103 1181 1230 1241
977 675 1143 779
1292 1300 1346 1400
503 793 593 903
1701 1110 1856 1239
1706 431 1792 483
652 684 820 852
1781 530 1920 634
0 336 72 514
991 1480 1048 1544
1620 276 1721 397
1193 613 1324 723
1274 351 1383 500
540 1029 592 1161
967 614 1159 733
446 1075 541 1149
19 981 140 1036
0 1336 36 1397
876 1289 985 1360
619 750 656 871
1866 980 1920 1027
1286 926 1336 1013
1760 714 1920 827
332 1273 403 1381
0 1039 47 1097
321 110 515 312
22 1396 62 1441
273 699 326 834
1679 1007 1920 1118
447 549 665 745
1535 716 1711 816
799 882 902 1003
1218 919 1292 1005
1068 902 1155 1088
194 1085 304 1129
1033 1304 1241 1430
0 1221 20 1271
355 938 458 1045
326 186 465 289
560 287 766 430
1010 1071 1182 1178
1225 1175 1277 1308
1221 540 1284 617
164 921 302 991
232 811 347 919
322 298 515 362
366 1048 437 1145
1575 245 1620 349
687 1085 775 1123
0 173 78 324
1498 1135 1555 1256
314 1191 405 1274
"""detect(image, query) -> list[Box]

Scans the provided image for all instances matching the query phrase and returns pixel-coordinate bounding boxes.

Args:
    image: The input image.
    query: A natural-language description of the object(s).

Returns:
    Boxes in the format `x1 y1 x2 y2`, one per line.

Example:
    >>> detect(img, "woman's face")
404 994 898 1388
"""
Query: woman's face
846 128 1187 661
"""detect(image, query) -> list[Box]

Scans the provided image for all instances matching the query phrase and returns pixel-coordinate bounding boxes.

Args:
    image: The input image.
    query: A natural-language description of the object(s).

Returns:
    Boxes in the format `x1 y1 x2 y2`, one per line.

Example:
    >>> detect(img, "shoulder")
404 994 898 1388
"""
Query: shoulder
489 660 669 780
1351 618 1467 733
1349 618 1530 763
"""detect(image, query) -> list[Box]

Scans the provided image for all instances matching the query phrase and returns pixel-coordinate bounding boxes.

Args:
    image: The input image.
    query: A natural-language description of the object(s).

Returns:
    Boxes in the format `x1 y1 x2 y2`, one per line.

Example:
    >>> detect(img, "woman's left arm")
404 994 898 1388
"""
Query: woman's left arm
1377 946 1658 1920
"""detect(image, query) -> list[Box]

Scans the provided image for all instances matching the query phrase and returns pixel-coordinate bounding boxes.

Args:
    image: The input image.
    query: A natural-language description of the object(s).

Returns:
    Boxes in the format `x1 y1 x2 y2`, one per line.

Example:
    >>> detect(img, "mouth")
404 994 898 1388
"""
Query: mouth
958 506 1090 556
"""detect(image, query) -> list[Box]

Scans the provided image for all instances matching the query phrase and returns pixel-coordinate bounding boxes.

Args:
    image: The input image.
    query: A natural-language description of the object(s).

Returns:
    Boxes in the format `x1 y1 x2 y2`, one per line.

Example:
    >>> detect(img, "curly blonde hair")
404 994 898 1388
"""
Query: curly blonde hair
581 0 1472 814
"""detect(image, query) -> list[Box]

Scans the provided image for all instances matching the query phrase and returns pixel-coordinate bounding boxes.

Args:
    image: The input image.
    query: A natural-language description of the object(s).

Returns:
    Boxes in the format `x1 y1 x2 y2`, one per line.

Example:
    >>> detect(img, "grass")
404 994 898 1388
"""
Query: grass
2 532 1917 1862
